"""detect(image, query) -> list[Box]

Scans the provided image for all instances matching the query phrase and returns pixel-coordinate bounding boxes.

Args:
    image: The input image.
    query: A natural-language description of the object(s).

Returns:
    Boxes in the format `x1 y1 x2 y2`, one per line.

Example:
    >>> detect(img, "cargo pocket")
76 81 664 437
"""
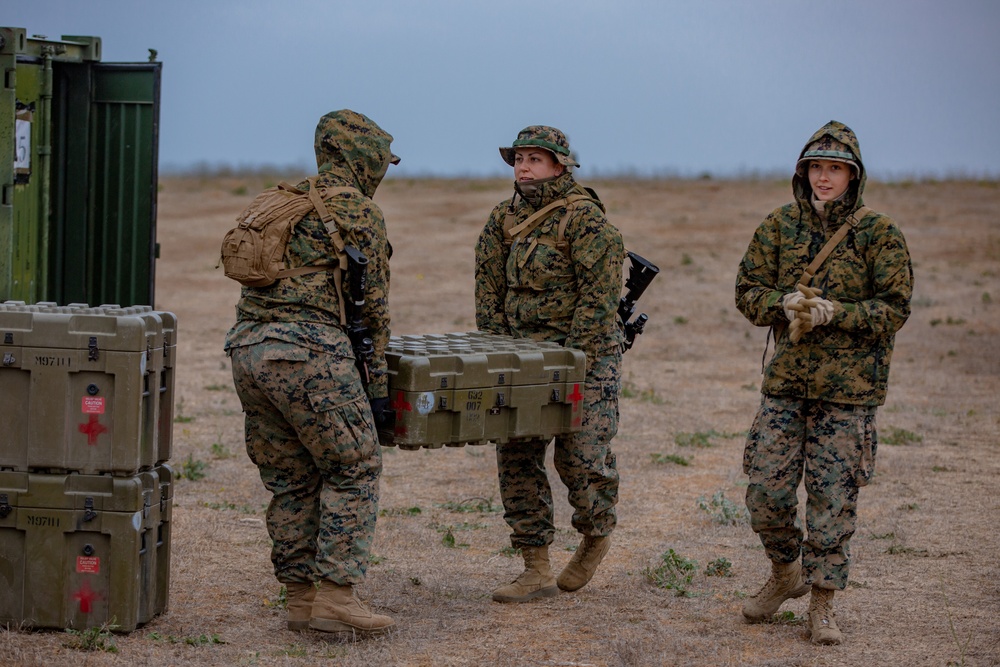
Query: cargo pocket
853 406 878 487
261 342 312 362
577 379 620 439
743 410 763 476
307 388 378 466
582 378 616 407
600 381 619 403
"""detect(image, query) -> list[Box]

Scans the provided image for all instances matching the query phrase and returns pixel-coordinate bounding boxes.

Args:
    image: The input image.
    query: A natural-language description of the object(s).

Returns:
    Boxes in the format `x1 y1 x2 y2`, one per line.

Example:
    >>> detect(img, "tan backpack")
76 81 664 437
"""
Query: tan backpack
220 177 358 289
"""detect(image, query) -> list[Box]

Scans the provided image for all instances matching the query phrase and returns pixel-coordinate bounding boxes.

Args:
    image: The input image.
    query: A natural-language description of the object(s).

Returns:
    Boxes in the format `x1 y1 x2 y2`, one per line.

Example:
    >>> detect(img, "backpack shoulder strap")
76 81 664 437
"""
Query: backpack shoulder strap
309 183 360 254
506 198 567 241
306 178 360 224
303 178 364 325
505 194 592 243
277 181 305 194
538 194 595 256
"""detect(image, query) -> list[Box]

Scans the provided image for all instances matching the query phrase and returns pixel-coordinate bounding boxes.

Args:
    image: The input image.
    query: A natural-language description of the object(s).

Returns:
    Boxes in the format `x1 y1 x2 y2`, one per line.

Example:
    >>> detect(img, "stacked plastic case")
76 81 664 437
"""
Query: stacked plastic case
0 301 176 631
378 332 587 450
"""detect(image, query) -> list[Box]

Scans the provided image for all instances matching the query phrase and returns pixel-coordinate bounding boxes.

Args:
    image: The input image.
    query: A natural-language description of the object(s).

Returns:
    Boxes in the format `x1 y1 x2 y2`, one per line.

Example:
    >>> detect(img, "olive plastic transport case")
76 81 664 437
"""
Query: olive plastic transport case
0 302 176 475
0 464 173 631
378 332 587 449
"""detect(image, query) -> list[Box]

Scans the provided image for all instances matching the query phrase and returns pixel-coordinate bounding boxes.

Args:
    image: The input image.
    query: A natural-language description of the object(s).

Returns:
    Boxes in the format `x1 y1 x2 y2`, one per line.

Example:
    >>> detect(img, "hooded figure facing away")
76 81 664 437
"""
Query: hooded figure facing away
225 109 399 636
735 120 913 645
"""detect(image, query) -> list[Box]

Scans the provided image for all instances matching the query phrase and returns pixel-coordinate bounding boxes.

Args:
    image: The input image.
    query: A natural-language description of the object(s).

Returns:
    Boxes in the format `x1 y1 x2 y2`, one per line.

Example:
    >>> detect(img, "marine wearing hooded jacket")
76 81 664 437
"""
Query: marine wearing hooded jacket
475 170 624 362
225 110 395 399
735 120 913 405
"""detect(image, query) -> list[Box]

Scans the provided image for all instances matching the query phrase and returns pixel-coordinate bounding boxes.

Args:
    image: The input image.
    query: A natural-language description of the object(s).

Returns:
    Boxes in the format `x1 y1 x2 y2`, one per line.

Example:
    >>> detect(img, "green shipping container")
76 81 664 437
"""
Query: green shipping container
0 464 173 631
0 27 161 307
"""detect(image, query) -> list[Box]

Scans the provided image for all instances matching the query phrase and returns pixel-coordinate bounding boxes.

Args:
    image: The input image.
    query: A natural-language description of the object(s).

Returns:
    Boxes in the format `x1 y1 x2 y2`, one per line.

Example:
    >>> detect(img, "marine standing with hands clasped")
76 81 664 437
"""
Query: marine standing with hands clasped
735 121 913 644
476 126 625 602
224 110 398 635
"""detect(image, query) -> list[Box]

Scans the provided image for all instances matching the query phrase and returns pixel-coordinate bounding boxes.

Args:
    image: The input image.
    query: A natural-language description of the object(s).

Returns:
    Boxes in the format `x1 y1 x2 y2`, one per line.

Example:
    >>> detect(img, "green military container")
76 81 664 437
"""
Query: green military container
155 310 177 465
0 301 176 474
148 464 173 626
379 332 587 450
0 27 161 307
0 464 173 631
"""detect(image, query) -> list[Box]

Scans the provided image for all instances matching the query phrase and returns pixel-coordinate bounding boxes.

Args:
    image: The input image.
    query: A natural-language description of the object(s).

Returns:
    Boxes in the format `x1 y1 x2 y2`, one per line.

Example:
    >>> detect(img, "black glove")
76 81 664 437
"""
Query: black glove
369 396 391 426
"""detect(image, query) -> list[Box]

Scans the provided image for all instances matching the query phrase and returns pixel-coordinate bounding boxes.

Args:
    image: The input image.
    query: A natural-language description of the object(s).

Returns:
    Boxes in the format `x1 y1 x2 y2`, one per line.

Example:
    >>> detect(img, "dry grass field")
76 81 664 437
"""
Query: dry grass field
2 176 998 666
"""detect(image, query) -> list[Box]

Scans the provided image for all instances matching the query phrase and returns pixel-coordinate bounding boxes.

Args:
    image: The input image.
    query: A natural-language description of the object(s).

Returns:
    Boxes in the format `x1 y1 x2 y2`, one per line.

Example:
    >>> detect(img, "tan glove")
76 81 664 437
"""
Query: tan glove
808 297 836 327
788 284 825 343
782 291 806 322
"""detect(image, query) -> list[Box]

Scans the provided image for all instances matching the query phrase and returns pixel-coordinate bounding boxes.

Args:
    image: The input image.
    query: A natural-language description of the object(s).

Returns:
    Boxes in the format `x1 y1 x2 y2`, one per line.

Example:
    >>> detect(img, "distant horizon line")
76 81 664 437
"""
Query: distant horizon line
157 162 1000 183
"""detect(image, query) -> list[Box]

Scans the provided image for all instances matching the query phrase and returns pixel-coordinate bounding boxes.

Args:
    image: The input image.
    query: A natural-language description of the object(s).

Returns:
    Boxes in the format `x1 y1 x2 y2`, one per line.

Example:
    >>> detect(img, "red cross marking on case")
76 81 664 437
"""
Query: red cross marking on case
72 579 103 613
568 383 585 427
78 414 108 446
391 390 412 436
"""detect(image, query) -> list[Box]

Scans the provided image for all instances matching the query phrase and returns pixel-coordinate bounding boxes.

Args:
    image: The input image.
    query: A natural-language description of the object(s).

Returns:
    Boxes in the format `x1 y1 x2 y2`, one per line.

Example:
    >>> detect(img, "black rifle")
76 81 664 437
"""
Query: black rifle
617 251 660 352
345 246 375 389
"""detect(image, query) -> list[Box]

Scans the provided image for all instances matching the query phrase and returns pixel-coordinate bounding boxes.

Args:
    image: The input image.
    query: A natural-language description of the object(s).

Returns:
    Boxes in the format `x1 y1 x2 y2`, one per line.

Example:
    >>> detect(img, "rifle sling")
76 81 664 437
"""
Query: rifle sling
798 206 871 285
767 205 872 366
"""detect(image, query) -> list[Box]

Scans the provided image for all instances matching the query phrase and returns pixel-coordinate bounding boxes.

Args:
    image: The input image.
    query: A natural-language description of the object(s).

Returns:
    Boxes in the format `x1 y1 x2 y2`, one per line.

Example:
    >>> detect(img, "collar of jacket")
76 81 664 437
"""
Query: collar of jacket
515 171 579 210
796 189 867 230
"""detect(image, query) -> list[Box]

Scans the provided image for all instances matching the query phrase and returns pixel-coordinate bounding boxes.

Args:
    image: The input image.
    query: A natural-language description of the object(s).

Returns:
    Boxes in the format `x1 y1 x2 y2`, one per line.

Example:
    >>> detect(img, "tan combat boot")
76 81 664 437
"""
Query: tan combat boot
808 586 843 645
284 582 317 631
492 545 559 603
742 560 811 622
557 536 611 592
308 582 395 636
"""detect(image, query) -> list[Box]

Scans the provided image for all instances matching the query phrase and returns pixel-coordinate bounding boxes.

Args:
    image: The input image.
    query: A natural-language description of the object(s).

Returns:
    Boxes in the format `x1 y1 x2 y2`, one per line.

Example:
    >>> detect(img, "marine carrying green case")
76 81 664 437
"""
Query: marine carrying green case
378 332 587 449
0 464 173 631
0 302 177 475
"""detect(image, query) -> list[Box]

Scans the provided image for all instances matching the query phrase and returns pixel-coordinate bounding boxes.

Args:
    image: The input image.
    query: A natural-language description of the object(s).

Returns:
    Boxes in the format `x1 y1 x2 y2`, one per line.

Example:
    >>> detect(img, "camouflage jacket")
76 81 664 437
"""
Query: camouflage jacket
475 171 624 365
735 121 913 406
224 110 394 399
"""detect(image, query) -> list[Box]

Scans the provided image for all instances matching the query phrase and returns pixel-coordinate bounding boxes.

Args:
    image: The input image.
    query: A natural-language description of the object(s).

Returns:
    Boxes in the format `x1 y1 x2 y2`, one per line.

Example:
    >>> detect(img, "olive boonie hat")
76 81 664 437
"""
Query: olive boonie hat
499 125 580 168
796 135 859 177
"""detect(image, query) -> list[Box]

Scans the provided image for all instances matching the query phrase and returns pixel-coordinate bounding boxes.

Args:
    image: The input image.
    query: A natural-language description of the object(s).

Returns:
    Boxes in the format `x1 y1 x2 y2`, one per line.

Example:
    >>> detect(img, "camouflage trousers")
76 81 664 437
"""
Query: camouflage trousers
743 394 878 590
496 350 621 549
229 340 381 586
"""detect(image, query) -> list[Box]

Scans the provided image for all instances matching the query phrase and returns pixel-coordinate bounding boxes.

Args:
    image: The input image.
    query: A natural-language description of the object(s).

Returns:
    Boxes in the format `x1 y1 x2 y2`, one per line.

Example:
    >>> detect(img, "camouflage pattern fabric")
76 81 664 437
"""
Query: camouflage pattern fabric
225 109 396 588
499 125 580 167
226 109 395 401
735 120 913 406
476 166 624 547
230 342 381 585
496 351 621 548
796 134 860 177
743 395 876 590
735 120 912 591
475 170 625 361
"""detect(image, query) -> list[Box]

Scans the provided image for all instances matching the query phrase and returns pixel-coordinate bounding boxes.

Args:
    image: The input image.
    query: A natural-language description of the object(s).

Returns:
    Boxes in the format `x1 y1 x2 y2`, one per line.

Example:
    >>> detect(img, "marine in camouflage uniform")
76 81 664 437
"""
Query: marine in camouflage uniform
735 120 913 644
475 126 624 602
225 109 398 635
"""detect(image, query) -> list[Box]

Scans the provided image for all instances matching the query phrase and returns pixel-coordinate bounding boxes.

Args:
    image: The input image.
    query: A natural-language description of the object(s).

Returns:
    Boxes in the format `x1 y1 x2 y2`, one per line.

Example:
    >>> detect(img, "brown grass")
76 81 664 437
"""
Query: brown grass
3 176 999 666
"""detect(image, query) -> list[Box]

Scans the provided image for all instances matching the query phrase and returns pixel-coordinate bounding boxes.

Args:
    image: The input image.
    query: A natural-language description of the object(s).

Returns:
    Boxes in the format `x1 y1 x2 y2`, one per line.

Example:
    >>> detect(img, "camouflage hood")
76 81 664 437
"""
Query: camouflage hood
792 120 867 213
314 109 399 198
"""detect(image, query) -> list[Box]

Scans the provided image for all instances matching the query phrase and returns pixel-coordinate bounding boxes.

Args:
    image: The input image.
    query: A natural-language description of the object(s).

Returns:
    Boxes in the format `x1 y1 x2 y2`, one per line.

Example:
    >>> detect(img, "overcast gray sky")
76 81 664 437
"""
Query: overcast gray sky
7 1 1000 178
